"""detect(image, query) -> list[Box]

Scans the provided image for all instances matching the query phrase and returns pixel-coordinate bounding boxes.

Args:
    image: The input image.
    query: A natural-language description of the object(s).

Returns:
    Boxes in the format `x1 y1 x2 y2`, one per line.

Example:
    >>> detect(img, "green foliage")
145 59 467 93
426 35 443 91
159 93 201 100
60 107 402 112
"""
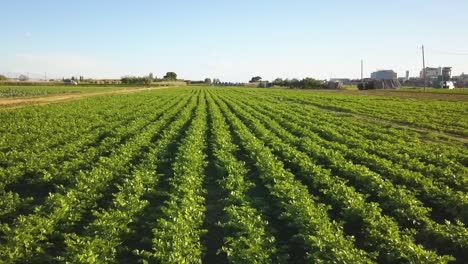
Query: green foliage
218 93 455 263
141 94 208 263
0 85 125 98
163 72 177 81
0 87 466 263
272 77 324 89
249 76 262 82
121 75 152 85
215 95 374 263
207 94 277 263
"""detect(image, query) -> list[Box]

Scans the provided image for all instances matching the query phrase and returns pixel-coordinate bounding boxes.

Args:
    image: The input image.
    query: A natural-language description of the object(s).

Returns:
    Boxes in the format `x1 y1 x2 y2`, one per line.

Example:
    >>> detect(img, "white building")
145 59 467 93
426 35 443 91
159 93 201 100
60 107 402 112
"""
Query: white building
371 70 397 80
420 67 442 79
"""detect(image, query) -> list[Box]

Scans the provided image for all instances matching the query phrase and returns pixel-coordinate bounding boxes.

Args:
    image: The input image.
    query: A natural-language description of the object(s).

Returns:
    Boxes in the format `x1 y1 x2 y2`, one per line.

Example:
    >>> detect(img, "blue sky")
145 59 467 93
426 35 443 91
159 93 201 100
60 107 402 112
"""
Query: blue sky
1 0 467 81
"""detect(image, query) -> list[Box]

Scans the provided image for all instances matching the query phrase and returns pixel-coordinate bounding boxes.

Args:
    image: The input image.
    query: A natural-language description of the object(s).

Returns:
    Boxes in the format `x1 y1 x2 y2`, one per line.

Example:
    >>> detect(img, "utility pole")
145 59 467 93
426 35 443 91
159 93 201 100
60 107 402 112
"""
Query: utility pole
361 59 364 89
422 45 426 92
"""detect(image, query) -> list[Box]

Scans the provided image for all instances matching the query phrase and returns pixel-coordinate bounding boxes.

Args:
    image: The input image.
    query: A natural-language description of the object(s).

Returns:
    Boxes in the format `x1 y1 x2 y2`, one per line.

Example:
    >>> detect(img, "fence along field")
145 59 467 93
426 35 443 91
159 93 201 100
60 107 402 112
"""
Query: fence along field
0 87 466 263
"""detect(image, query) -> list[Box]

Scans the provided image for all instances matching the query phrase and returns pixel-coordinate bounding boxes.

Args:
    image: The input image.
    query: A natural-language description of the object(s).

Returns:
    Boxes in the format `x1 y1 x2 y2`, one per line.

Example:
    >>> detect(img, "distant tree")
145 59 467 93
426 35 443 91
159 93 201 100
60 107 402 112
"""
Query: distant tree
204 78 212 85
301 77 323 89
273 78 283 86
149 73 154 81
213 78 220 84
121 76 130 84
71 76 76 81
121 75 153 85
250 76 262 83
143 77 152 86
163 72 177 81
258 81 270 88
289 78 299 88
0 74 8 81
274 77 323 89
18 75 29 81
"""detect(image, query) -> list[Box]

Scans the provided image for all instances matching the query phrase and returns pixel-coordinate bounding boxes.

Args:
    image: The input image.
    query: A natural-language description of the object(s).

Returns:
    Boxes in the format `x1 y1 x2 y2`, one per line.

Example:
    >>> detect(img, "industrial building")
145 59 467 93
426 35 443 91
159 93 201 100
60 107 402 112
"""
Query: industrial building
452 73 468 88
441 67 452 81
371 70 397 80
420 67 442 79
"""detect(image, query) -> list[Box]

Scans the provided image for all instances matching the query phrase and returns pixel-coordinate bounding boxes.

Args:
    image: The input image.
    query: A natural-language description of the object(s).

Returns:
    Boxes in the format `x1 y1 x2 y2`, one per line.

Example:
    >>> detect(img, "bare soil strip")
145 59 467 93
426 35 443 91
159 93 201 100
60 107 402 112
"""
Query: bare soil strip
0 87 170 109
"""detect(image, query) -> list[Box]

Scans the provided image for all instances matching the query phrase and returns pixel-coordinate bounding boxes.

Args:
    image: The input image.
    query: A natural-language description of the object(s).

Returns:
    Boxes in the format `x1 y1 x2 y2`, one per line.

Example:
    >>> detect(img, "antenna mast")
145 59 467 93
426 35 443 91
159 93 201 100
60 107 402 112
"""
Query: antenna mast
422 45 426 92
361 59 364 89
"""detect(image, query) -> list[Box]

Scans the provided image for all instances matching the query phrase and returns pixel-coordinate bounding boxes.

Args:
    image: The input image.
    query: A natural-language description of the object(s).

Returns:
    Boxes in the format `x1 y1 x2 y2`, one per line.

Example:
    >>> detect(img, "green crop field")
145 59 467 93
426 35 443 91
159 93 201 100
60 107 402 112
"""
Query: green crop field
0 85 139 98
0 87 466 263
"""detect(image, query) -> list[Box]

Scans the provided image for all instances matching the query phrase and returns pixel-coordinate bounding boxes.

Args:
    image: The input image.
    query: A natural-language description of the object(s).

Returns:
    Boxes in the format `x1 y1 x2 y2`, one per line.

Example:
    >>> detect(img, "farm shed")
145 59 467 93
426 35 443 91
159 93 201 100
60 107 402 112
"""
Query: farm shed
326 81 344 89
358 79 401 90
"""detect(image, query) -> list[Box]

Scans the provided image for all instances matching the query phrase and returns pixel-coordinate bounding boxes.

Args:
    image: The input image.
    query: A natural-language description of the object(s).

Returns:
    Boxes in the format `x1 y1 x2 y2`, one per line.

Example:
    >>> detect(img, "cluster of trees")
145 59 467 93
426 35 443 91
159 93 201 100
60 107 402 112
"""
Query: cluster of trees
0 74 8 81
121 72 178 85
18 75 29 81
214 82 244 87
247 76 324 89
250 76 262 83
163 72 177 81
203 78 221 85
272 77 324 89
121 76 152 86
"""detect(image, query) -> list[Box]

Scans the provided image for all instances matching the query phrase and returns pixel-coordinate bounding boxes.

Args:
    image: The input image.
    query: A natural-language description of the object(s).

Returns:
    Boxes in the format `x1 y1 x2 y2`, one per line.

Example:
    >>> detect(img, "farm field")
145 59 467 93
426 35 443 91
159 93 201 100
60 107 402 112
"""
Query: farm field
0 85 130 98
0 87 467 263
0 86 170 109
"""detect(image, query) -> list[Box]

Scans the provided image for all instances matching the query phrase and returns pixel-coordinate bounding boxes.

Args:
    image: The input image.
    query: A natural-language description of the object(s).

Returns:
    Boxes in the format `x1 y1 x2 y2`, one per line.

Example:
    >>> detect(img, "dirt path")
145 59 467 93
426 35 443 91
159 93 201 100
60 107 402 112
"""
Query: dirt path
0 86 170 109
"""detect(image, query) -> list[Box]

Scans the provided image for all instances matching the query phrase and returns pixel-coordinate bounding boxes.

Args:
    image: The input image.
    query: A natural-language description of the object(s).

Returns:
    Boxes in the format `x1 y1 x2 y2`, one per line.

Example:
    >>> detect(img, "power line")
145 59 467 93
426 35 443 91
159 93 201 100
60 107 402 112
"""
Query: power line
427 49 468 56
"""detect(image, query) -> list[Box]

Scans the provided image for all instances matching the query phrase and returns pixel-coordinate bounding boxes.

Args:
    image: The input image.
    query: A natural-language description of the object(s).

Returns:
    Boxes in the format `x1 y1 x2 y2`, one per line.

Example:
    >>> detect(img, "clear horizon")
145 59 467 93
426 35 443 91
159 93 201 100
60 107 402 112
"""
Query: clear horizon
1 0 467 82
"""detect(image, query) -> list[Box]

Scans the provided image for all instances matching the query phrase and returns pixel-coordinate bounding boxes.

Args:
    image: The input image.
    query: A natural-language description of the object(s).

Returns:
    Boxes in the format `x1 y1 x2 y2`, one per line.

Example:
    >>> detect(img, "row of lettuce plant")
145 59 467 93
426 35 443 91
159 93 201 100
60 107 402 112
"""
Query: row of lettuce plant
0 93 194 262
243 94 468 223
229 95 467 257
140 92 209 263
212 92 374 263
206 93 277 263
59 93 198 263
216 93 452 263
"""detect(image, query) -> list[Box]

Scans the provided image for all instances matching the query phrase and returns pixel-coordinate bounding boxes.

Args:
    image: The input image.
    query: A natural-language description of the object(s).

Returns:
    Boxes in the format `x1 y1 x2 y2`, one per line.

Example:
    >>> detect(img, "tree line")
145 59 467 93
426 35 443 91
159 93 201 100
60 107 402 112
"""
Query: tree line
272 77 324 89
248 76 325 89
121 72 178 85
